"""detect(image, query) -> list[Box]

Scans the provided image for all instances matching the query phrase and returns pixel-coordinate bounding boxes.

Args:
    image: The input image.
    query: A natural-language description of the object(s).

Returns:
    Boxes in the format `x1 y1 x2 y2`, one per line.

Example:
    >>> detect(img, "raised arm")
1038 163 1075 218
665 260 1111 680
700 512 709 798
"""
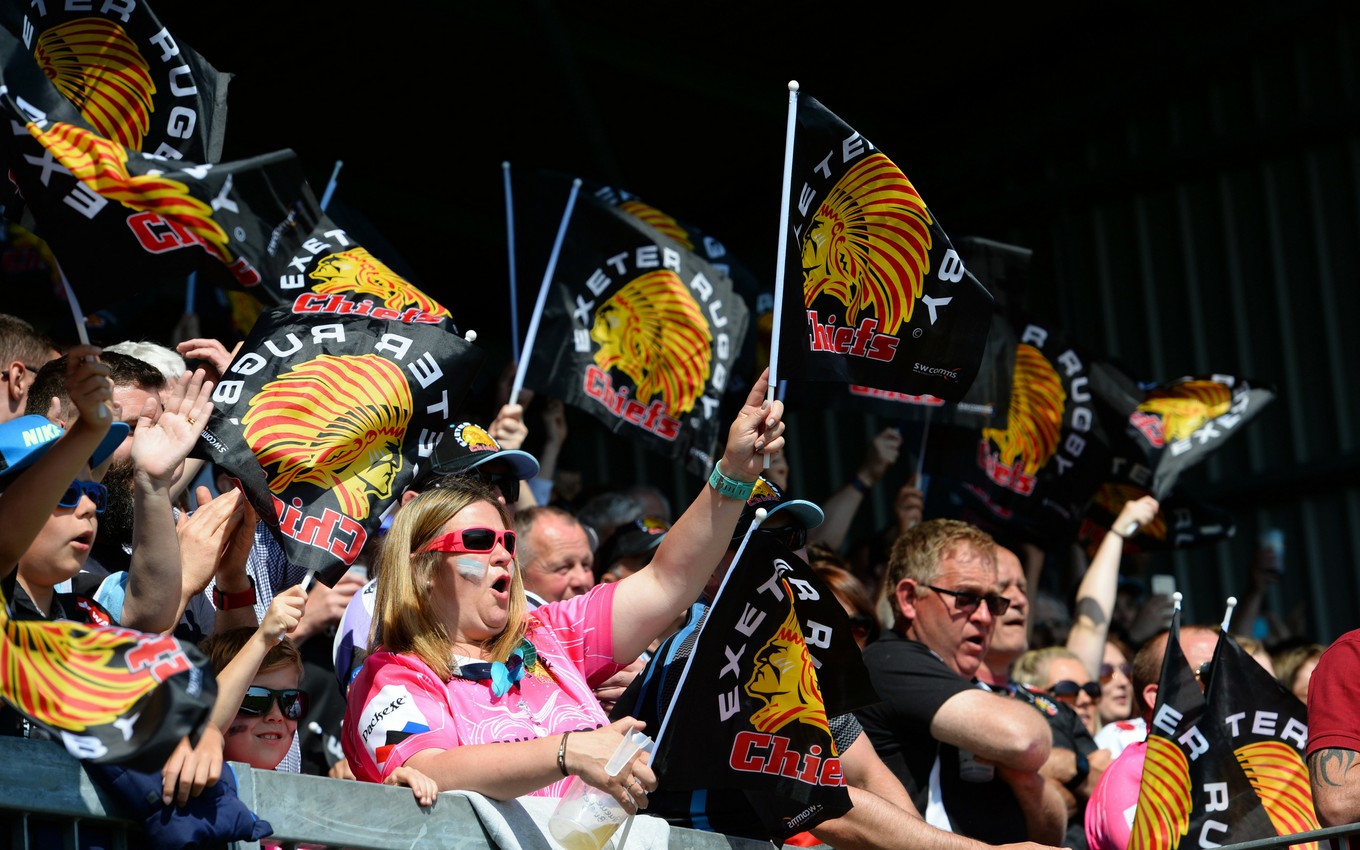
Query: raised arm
120 370 215 632
809 427 903 550
1067 496 1159 677
610 368 786 663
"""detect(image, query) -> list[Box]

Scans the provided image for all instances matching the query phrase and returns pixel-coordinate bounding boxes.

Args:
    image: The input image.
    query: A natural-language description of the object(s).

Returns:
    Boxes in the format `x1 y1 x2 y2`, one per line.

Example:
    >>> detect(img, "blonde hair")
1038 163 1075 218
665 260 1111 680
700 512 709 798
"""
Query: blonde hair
372 480 527 680
881 519 995 630
1012 645 1082 689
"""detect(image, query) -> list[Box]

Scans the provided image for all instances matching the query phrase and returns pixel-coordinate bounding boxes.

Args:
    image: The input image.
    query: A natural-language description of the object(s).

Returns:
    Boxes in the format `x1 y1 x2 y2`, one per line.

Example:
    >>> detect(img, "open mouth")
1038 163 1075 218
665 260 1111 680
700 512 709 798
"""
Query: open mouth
491 574 511 594
71 530 94 549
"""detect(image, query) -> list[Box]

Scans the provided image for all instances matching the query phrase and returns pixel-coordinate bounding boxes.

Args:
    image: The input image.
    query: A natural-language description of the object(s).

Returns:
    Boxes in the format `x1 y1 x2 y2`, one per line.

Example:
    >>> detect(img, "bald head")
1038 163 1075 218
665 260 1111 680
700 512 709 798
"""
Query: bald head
1132 624 1218 717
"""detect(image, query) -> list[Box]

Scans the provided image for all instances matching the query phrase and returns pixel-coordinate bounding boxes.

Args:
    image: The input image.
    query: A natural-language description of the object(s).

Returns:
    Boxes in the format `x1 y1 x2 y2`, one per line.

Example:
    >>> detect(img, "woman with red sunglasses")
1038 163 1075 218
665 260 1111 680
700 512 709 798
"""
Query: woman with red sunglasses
341 369 786 814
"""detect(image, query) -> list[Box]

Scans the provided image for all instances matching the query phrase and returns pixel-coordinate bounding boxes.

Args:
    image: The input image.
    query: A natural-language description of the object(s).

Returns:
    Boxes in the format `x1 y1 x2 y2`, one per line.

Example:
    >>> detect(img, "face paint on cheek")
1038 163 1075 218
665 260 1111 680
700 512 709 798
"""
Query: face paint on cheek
226 724 249 737
453 556 486 580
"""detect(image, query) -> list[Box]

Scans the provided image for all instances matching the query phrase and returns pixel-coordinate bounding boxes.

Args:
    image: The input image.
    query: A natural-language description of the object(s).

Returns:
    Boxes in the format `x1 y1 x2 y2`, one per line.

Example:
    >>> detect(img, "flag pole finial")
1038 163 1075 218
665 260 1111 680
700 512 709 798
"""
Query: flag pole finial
464 330 478 343
1172 591 1183 612
788 80 799 92
1221 596 1238 632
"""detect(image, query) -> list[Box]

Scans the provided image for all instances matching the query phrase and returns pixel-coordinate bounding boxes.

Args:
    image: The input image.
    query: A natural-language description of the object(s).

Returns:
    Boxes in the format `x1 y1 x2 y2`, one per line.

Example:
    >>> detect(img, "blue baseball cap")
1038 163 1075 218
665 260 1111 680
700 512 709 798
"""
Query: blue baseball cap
731 477 824 543
0 414 130 480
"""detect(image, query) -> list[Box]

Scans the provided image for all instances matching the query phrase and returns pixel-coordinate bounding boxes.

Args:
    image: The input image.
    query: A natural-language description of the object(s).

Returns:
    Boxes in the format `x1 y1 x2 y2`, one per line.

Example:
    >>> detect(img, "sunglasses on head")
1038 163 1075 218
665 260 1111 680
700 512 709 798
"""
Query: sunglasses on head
239 686 308 720
1049 680 1103 702
757 524 808 551
58 480 107 513
1100 661 1133 682
924 585 1011 616
424 527 516 556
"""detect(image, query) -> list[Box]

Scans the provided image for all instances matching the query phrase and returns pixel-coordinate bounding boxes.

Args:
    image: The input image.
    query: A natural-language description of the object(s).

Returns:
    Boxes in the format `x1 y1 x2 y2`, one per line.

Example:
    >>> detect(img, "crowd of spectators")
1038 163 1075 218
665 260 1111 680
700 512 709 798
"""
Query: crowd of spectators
0 310 1345 849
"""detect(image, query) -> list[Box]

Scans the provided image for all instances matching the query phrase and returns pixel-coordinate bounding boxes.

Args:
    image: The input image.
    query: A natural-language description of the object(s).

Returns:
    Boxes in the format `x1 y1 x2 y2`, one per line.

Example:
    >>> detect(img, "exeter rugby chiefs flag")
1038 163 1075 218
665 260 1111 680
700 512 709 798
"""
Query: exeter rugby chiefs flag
1115 375 1276 499
0 586 215 768
523 187 748 477
1129 615 1315 850
0 0 230 164
200 307 482 583
924 315 1134 543
778 94 992 401
644 531 876 840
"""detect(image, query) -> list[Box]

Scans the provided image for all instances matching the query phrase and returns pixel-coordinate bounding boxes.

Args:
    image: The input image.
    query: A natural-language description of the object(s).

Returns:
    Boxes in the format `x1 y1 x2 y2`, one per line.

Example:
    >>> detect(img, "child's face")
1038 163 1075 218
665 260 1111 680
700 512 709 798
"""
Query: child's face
223 664 301 770
17 466 100 588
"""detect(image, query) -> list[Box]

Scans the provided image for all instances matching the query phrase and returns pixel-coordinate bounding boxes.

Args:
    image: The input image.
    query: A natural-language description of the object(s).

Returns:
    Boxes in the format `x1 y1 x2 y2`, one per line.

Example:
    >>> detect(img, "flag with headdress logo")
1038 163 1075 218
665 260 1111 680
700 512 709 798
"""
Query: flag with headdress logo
0 591 215 769
923 315 1135 543
0 34 450 321
0 0 230 164
199 307 481 585
1115 375 1276 500
522 185 748 477
778 94 993 401
1130 615 1315 850
636 530 875 841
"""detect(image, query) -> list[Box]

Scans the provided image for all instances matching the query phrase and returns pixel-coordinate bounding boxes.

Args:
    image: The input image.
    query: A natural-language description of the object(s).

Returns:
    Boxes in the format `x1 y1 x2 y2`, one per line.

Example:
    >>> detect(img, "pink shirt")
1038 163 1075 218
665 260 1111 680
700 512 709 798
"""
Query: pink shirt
342 583 623 796
1086 740 1146 850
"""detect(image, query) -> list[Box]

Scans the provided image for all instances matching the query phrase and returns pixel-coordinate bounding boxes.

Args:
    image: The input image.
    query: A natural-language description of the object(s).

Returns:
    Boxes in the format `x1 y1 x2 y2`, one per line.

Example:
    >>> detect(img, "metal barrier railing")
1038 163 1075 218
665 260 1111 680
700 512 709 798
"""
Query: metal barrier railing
0 736 779 850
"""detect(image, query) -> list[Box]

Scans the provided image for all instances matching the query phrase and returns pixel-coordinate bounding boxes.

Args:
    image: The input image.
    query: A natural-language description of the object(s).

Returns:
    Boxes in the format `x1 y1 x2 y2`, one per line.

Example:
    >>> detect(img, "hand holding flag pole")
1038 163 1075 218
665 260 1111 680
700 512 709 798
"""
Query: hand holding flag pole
510 179 582 406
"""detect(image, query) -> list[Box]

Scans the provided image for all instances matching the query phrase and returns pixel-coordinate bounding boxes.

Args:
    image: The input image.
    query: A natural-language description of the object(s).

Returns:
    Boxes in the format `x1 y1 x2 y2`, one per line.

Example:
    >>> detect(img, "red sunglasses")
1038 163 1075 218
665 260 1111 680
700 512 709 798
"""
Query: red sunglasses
424 527 516 556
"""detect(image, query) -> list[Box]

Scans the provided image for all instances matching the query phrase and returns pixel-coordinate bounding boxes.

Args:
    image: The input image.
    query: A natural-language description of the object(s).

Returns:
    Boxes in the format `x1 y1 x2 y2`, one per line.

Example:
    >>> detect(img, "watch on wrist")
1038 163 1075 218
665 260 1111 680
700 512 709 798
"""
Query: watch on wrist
212 575 257 610
708 462 756 501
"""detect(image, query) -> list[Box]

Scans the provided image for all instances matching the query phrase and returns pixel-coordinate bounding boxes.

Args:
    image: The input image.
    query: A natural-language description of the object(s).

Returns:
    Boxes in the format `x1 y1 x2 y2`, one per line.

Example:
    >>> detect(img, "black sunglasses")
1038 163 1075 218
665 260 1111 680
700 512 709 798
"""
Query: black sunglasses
58 480 107 514
1049 680 1103 702
239 686 309 720
758 525 808 550
1100 662 1133 682
924 585 1011 616
848 613 879 642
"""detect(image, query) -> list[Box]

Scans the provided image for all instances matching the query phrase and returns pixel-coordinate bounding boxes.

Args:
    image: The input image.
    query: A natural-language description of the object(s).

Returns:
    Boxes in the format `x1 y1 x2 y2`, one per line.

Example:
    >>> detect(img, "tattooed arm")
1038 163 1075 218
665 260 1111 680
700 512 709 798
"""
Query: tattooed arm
1309 748 1360 826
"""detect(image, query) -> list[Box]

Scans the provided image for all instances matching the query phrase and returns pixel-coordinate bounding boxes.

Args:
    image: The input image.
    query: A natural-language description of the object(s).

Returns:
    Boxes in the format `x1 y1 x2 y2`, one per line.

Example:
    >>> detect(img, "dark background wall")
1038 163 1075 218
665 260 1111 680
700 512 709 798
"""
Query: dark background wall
90 1 1360 641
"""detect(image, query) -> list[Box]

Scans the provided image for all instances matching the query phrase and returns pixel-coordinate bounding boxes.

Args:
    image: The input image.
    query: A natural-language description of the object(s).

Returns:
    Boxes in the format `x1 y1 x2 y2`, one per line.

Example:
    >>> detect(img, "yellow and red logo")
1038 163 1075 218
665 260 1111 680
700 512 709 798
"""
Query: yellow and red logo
618 200 694 250
452 423 500 453
1236 741 1320 849
36 18 154 152
1093 484 1168 540
590 269 712 417
1139 382 1233 444
308 248 451 318
1129 735 1193 850
800 152 929 337
744 593 830 737
241 354 412 520
978 344 1066 494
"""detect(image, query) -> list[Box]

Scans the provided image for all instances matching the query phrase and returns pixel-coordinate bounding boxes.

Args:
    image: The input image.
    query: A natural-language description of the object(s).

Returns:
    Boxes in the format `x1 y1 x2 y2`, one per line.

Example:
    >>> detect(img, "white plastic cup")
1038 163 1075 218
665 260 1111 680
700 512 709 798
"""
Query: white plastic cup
549 729 654 850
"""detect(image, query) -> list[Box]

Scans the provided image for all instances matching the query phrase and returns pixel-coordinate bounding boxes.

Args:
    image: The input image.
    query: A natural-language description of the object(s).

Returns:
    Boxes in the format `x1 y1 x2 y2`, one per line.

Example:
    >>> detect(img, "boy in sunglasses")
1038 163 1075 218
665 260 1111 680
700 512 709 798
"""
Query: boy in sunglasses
857 519 1067 845
0 347 122 738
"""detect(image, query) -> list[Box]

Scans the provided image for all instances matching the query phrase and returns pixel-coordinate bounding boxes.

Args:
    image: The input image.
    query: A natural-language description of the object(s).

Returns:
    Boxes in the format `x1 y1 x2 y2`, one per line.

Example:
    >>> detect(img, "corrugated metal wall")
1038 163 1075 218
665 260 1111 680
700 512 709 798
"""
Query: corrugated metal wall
557 1 1359 645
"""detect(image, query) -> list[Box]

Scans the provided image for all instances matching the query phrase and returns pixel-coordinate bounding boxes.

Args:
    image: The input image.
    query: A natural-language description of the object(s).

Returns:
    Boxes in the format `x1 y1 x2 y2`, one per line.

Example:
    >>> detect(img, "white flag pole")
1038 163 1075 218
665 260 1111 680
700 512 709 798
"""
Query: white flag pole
768 80 800 401
56 261 107 421
510 178 581 407
1220 596 1238 633
502 161 522 365
765 81 800 470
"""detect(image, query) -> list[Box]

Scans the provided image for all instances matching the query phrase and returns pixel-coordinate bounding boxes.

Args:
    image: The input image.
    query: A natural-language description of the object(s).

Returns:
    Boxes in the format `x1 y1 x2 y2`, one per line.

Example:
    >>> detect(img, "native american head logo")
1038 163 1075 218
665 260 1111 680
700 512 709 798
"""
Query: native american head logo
28 122 230 262
1139 382 1232 444
618 201 694 250
309 248 451 318
35 18 154 152
744 590 830 736
1236 741 1320 848
451 422 500 454
590 269 712 416
981 344 1067 474
800 153 930 336
241 354 413 520
1128 735 1193 850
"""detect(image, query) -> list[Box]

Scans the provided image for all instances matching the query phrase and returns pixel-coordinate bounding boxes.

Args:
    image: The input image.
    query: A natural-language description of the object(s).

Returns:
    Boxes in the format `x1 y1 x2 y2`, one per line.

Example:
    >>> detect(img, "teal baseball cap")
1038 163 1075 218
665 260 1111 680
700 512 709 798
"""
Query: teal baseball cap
0 414 130 480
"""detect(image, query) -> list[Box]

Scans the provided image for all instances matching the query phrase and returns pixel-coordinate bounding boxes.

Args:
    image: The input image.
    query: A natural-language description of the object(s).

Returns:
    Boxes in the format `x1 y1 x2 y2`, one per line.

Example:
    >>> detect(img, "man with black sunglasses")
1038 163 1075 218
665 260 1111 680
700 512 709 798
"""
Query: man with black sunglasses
857 519 1067 845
